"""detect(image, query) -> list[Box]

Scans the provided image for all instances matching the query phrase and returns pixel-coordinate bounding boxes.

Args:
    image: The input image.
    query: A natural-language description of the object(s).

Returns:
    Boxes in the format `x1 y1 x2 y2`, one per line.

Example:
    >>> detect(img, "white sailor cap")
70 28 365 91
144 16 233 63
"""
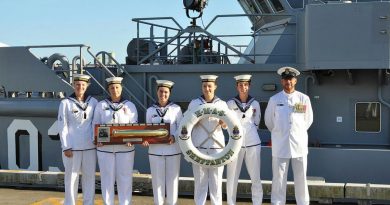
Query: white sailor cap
73 74 91 82
200 75 218 82
234 74 252 82
156 80 174 89
277 66 300 79
105 77 123 85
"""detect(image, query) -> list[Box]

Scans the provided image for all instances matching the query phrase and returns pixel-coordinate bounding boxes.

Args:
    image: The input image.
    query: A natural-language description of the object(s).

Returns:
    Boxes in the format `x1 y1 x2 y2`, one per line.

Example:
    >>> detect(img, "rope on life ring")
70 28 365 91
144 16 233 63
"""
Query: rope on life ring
177 104 243 168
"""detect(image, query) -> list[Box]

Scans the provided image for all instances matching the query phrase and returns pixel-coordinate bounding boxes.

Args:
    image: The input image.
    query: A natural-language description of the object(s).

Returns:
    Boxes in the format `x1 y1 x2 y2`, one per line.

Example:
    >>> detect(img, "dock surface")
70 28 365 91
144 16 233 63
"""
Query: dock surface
0 187 327 205
1 170 389 204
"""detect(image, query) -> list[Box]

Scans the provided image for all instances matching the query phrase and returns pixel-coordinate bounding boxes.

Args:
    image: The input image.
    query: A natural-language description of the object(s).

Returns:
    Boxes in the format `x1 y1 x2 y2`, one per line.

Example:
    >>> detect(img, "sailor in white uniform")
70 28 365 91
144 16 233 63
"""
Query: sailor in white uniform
226 74 263 205
92 77 138 205
187 75 228 205
58 74 98 205
264 67 313 205
142 80 183 205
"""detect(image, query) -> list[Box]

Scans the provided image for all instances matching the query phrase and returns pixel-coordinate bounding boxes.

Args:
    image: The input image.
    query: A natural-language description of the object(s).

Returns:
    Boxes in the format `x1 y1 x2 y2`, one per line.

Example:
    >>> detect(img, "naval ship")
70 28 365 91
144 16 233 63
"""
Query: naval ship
1 0 390 203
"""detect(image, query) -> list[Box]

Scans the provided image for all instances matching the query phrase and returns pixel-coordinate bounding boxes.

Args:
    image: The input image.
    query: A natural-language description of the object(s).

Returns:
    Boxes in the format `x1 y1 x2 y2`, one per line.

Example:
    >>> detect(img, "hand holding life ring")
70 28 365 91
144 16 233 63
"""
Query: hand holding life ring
177 104 243 167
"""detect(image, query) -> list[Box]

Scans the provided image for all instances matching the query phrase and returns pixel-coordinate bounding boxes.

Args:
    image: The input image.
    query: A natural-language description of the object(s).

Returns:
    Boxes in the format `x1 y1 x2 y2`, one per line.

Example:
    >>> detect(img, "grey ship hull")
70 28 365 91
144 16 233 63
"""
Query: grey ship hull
1 57 389 184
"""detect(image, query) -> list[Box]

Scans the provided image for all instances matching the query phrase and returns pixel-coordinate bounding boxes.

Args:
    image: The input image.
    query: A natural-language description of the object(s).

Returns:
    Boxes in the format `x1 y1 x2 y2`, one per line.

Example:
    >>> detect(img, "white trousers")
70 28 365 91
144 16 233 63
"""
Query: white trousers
271 156 309 205
192 148 224 205
226 145 263 205
149 154 181 205
62 149 96 205
97 151 135 205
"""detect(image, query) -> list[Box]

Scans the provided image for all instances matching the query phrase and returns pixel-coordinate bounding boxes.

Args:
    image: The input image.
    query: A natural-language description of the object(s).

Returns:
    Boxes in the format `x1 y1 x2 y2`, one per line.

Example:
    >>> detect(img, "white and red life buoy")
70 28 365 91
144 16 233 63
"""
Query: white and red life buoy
177 104 243 168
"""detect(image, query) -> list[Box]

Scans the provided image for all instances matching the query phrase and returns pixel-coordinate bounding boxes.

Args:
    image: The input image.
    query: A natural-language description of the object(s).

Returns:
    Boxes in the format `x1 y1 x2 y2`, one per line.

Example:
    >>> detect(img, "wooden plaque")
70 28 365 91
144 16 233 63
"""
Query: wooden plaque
94 123 171 145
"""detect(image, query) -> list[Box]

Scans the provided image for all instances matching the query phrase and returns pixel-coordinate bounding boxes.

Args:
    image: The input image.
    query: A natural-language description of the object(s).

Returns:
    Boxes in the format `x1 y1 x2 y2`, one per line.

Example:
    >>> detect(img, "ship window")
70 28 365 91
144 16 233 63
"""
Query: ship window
0 86 5 98
355 102 381 133
241 0 261 23
255 0 271 13
5 91 64 98
286 0 303 9
259 101 268 130
249 1 260 14
269 0 284 12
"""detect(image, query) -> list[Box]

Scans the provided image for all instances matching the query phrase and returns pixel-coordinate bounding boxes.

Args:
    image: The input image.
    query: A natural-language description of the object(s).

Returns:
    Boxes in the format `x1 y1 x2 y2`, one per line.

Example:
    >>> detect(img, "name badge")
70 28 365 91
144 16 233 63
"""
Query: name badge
293 103 306 113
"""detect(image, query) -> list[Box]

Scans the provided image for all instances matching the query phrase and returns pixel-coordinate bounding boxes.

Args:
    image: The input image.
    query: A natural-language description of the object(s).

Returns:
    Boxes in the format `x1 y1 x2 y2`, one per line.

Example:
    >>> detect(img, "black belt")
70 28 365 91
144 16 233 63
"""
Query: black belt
241 143 261 148
149 153 181 157
97 149 135 154
72 148 96 151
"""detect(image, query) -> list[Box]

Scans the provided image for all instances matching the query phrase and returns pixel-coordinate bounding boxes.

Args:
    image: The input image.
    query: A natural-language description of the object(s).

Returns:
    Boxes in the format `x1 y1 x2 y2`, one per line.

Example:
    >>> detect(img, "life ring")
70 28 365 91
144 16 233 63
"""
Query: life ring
177 104 243 168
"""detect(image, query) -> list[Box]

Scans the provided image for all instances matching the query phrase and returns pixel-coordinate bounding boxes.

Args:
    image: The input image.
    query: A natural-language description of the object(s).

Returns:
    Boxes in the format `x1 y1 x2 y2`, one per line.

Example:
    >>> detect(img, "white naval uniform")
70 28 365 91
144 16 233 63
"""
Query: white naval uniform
226 96 263 205
58 94 98 205
264 90 313 205
188 96 228 205
146 102 183 205
92 98 138 205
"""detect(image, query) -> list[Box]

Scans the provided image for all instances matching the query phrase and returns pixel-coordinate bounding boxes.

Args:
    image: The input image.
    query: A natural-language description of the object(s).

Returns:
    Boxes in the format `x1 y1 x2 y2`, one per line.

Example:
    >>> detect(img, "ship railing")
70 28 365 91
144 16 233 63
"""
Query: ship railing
131 13 296 65
85 48 155 110
27 44 87 76
26 44 109 97
26 44 153 110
